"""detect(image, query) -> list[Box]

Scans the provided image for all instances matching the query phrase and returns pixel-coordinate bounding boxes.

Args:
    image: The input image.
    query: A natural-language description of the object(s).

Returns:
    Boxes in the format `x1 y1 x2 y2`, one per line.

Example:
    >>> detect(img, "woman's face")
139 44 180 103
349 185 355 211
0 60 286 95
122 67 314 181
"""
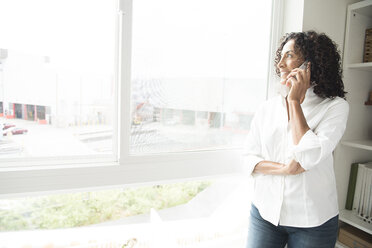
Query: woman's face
277 39 304 82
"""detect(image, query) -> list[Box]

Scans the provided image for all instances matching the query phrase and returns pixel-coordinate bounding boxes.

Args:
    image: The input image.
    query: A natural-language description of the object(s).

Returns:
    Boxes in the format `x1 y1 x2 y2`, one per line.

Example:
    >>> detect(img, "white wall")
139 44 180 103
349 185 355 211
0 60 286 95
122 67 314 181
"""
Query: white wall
302 0 359 61
282 0 305 34
282 0 358 51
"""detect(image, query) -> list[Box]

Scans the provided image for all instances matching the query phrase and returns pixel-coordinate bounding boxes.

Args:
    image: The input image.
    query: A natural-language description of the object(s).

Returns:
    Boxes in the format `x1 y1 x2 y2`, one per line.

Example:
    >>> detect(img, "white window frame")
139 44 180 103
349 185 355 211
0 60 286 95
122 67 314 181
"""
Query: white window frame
0 0 283 197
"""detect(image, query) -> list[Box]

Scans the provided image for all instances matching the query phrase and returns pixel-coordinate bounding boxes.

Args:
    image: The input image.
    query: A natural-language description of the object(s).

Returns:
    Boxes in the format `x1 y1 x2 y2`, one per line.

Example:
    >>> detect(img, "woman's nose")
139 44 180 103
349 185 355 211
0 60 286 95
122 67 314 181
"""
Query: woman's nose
278 58 285 69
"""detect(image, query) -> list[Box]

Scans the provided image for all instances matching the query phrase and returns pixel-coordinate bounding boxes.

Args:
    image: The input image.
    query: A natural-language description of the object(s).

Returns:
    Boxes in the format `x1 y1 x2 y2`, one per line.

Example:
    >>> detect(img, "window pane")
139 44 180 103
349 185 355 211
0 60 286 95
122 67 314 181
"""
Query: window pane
0 0 116 158
0 181 212 231
130 0 272 154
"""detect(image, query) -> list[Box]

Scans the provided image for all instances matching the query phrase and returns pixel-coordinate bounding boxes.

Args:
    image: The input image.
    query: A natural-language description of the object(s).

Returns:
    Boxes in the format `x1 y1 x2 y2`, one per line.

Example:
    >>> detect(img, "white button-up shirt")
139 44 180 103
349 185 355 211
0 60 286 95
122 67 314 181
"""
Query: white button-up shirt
243 86 349 227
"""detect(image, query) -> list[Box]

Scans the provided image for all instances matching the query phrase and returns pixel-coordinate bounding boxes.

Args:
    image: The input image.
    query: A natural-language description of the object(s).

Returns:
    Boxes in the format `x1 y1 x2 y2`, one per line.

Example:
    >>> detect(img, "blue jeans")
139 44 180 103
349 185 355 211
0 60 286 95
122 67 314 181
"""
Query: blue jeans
246 204 338 248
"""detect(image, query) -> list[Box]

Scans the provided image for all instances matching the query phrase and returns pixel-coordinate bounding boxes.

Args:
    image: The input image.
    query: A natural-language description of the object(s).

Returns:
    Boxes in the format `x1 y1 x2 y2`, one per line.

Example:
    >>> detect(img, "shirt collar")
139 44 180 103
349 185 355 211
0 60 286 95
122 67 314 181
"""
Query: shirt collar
280 86 319 107
301 85 322 106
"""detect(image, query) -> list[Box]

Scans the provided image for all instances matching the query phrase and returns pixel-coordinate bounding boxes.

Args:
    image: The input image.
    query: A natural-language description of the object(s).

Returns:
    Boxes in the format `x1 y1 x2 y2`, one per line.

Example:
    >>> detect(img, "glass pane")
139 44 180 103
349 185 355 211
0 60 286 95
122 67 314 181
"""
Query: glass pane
130 0 272 154
0 181 212 231
0 0 116 158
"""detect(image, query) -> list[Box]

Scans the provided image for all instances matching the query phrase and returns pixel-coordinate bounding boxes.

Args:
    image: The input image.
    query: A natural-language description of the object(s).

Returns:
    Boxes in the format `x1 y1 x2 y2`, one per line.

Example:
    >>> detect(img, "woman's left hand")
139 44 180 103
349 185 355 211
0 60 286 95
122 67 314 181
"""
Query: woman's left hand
286 62 311 103
282 159 305 175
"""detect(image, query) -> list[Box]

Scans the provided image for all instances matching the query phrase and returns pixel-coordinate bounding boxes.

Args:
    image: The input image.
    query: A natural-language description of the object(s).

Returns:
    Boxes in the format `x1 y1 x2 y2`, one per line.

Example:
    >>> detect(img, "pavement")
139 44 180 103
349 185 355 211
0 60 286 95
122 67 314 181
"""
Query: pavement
0 118 248 158
0 117 111 158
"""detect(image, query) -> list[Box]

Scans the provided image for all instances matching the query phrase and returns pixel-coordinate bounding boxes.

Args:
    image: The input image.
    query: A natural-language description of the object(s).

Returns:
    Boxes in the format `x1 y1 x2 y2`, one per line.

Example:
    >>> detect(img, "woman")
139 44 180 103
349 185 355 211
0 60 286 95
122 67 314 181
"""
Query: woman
244 31 349 248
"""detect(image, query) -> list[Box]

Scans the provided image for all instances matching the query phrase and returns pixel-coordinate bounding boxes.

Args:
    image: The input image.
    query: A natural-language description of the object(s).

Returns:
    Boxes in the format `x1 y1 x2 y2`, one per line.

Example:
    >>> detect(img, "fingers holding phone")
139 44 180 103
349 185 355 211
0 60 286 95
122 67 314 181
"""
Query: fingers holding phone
287 61 311 103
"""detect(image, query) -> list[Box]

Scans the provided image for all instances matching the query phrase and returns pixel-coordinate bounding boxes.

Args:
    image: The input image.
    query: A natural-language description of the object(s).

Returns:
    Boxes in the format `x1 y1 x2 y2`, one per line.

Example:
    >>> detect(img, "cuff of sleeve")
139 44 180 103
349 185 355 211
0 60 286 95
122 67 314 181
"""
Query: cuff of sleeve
292 129 320 171
243 155 264 175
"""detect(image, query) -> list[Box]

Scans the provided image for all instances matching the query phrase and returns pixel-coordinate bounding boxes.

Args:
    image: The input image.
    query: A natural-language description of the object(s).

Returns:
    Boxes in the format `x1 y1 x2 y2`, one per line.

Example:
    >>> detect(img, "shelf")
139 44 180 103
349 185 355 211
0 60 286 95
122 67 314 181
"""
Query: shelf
339 209 372 235
335 241 348 248
341 140 372 151
349 0 372 17
346 62 372 71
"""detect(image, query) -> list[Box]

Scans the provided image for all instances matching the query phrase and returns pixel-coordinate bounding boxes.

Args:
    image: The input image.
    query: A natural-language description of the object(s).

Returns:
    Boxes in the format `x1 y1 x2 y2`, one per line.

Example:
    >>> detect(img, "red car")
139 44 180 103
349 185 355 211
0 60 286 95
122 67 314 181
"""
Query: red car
3 123 16 130
3 127 28 136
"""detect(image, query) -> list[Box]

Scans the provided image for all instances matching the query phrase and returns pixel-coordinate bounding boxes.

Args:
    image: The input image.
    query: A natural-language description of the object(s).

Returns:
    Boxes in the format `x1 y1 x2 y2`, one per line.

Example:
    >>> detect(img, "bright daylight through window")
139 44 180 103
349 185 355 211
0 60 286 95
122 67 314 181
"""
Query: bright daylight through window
130 0 271 154
0 0 117 159
0 0 272 159
0 0 274 247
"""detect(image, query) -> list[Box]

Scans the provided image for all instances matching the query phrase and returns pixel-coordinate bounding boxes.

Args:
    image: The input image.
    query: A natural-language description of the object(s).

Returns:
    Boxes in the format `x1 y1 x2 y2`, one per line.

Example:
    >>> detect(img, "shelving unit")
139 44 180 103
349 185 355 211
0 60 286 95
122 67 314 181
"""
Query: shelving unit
341 140 372 151
335 0 372 246
347 62 372 71
335 240 349 248
339 209 372 235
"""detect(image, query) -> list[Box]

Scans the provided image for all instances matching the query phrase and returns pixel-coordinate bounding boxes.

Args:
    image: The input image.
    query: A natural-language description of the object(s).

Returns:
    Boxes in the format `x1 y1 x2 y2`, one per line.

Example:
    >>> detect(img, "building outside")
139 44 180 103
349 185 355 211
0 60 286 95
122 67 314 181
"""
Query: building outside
0 48 114 128
0 48 264 132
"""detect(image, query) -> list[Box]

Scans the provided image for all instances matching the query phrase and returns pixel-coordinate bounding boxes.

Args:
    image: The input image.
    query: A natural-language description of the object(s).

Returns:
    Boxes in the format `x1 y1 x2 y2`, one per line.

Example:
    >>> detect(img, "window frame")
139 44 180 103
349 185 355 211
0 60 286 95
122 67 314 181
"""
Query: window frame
0 0 283 197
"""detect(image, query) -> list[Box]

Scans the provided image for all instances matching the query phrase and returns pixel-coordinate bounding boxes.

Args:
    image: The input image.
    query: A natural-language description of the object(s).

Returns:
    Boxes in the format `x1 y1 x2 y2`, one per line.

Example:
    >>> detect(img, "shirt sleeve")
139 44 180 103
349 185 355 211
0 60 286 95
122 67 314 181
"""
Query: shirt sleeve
241 108 265 175
292 99 349 171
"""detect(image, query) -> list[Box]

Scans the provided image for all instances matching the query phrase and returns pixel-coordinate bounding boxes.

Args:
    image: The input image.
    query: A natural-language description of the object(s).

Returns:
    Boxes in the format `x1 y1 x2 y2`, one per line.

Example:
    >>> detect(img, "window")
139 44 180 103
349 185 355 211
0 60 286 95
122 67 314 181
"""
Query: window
0 180 212 231
0 0 117 159
130 0 272 154
0 0 281 196
0 0 282 246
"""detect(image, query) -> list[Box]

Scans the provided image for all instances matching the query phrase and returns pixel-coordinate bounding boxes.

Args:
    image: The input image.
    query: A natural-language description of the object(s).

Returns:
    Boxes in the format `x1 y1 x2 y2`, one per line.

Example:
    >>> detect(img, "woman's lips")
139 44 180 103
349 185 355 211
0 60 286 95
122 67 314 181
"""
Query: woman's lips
280 71 289 77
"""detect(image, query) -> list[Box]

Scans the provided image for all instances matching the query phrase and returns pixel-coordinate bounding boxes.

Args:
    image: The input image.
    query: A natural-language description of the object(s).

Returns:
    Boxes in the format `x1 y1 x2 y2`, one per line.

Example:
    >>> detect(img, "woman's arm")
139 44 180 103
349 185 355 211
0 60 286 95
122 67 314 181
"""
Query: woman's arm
288 100 310 145
253 159 305 175
286 63 311 145
285 63 349 171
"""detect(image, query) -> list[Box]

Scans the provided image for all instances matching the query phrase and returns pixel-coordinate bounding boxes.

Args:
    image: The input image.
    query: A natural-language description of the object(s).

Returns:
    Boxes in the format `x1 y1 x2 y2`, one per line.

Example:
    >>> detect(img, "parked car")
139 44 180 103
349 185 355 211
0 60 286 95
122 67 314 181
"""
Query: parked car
3 123 16 130
3 127 28 136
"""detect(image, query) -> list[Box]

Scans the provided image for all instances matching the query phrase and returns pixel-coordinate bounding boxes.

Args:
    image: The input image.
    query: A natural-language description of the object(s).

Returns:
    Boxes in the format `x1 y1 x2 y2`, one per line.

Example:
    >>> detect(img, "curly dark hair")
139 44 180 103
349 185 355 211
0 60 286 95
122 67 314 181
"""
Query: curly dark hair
274 31 347 99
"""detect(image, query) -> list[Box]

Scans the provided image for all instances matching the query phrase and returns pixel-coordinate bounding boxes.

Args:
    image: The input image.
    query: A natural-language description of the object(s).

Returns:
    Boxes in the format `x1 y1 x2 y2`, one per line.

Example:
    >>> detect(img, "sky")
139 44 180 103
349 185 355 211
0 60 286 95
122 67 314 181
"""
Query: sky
0 0 116 74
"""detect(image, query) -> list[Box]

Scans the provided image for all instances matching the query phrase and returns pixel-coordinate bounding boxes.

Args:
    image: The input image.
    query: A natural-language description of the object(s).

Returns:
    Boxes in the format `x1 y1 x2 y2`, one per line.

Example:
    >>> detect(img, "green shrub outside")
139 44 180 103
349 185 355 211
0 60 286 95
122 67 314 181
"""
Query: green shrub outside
0 181 211 231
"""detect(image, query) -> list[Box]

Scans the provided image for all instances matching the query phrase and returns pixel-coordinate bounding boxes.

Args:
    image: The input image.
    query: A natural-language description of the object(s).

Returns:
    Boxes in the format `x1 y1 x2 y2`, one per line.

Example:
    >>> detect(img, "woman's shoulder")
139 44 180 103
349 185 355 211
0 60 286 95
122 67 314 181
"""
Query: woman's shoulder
253 96 282 117
322 96 349 115
263 95 282 107
255 96 279 110
327 96 349 108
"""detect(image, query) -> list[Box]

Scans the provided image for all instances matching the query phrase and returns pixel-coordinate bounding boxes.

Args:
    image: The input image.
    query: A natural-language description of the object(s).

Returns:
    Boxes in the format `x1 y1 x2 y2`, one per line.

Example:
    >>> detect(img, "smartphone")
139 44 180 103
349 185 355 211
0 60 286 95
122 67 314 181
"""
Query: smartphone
277 60 309 97
284 60 309 83
298 60 309 71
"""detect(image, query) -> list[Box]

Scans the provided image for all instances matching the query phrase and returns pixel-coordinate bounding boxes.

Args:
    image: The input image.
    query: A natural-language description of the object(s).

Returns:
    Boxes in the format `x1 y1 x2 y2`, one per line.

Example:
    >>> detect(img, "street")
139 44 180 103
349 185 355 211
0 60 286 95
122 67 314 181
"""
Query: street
0 118 247 158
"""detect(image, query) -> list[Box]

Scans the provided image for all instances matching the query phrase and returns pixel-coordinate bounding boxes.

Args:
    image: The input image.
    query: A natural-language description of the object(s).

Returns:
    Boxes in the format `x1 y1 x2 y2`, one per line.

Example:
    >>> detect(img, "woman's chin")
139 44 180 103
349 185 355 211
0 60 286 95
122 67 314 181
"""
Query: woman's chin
275 82 291 97
280 78 288 86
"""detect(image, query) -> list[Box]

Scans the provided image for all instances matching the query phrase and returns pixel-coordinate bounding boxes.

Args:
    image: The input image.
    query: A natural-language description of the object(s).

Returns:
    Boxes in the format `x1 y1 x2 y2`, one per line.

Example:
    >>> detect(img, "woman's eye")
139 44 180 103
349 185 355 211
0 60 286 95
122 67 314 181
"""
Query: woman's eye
287 54 293 58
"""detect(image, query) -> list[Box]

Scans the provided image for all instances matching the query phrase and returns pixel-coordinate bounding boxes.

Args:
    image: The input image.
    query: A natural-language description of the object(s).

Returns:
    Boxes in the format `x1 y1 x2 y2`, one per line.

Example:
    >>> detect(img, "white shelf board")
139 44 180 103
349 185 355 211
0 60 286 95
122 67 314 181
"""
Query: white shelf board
335 241 348 248
349 0 372 17
346 62 372 71
341 140 372 151
339 209 372 235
